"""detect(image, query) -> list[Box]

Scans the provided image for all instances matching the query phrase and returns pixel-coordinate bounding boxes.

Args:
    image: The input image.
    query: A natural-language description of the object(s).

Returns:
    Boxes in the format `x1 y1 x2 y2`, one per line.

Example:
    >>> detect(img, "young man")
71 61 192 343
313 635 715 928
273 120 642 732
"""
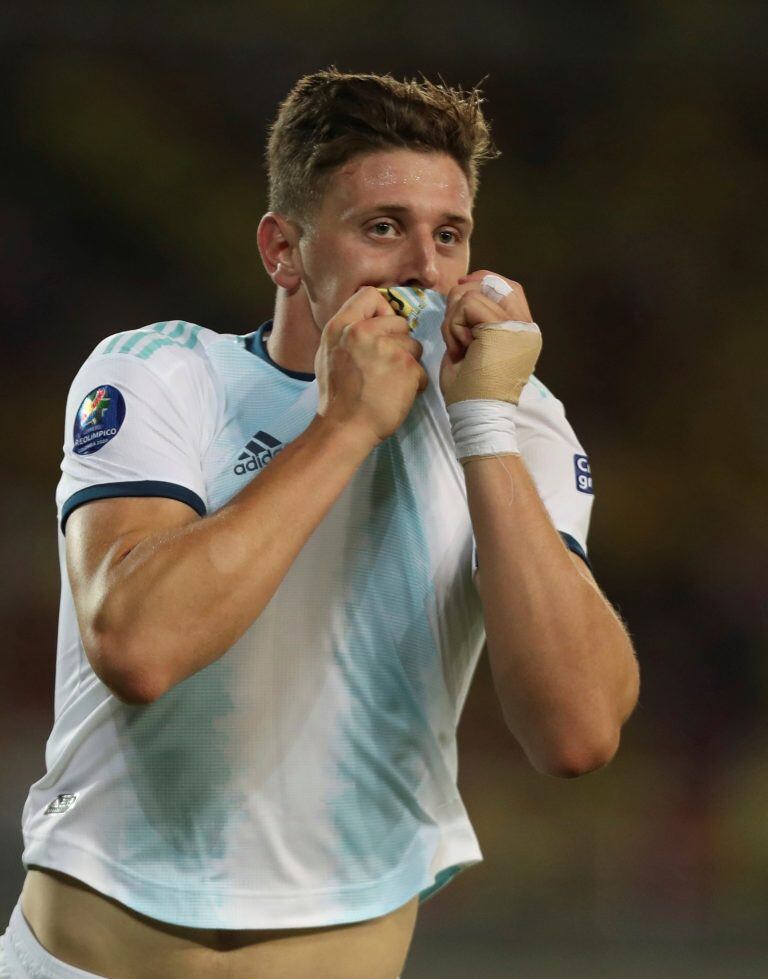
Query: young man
1 70 639 978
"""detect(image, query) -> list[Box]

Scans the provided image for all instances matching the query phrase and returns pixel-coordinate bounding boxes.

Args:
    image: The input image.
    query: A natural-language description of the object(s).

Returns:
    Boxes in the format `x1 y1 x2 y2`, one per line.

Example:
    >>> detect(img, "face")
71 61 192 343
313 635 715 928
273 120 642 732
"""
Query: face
293 149 473 330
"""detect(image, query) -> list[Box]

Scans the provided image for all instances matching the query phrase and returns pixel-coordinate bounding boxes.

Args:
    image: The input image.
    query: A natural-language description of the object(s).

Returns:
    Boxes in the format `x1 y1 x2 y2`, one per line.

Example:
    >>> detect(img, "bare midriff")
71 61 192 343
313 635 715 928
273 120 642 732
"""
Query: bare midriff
20 867 418 979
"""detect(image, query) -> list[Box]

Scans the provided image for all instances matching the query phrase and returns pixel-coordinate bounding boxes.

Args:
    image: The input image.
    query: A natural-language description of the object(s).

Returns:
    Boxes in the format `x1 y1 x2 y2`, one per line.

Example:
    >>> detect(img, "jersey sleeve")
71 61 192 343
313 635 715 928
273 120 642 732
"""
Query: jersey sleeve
57 348 216 533
516 376 595 565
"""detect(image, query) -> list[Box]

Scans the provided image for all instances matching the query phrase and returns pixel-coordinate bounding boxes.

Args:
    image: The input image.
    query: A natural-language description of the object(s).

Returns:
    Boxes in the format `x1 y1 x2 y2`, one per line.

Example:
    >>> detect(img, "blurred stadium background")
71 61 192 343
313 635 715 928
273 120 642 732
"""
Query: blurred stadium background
1 2 767 976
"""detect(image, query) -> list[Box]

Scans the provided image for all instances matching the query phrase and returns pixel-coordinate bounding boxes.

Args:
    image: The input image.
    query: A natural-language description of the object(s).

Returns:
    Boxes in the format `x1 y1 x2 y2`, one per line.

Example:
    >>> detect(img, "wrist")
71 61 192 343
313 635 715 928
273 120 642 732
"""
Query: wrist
447 399 520 463
309 412 380 460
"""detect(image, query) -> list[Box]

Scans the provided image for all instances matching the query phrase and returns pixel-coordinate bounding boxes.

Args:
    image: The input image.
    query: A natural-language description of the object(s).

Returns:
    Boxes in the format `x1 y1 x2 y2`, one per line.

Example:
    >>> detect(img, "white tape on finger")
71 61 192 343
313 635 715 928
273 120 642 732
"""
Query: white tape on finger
481 274 514 303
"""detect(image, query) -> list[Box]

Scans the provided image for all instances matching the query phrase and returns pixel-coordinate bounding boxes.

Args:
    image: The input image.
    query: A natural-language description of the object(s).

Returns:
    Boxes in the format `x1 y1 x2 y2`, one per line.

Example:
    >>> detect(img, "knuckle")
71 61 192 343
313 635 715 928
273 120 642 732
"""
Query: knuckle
349 319 374 340
341 321 359 343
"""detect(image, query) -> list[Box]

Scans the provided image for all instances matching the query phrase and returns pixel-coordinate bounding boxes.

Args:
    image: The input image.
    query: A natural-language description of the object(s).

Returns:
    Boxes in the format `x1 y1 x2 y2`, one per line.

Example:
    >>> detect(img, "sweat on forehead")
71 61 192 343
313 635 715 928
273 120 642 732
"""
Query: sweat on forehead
327 150 472 210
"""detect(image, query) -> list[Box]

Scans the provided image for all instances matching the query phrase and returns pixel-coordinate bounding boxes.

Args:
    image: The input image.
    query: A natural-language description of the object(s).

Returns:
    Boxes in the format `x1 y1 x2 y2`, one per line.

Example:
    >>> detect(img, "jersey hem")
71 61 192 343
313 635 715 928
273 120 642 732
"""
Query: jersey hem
21 818 482 930
60 481 207 533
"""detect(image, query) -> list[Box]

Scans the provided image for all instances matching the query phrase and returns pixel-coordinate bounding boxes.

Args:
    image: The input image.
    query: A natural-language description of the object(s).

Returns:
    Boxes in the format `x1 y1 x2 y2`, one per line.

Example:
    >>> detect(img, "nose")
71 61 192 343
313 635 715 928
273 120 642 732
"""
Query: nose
399 229 439 291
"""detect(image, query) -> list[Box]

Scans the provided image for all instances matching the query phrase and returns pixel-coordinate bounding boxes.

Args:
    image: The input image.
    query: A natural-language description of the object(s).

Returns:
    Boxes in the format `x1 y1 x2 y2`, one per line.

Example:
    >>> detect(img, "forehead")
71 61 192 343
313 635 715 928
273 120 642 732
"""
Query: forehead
323 149 472 218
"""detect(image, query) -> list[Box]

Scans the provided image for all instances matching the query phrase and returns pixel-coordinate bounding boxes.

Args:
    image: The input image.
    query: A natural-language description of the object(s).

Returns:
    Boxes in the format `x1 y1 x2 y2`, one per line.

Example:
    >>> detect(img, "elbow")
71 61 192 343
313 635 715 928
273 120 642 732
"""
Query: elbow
518 642 639 780
543 649 640 779
533 727 622 780
83 627 163 706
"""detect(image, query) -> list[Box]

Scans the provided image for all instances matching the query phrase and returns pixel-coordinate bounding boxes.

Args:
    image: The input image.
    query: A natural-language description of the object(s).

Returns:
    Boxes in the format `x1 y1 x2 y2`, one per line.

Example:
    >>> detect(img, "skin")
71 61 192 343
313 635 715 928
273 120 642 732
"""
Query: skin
257 148 475 375
261 149 639 776
22 148 639 978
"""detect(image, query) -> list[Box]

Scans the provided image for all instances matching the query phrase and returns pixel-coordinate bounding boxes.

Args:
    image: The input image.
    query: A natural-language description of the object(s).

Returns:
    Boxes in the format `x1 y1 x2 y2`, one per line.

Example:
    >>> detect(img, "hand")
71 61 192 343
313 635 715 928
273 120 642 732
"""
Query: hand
439 270 539 403
315 286 428 446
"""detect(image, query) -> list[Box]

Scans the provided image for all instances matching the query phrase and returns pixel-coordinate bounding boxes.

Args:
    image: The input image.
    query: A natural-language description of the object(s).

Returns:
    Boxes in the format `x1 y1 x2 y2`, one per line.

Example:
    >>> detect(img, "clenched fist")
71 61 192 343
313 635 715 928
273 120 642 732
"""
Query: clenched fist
315 287 428 446
439 271 541 406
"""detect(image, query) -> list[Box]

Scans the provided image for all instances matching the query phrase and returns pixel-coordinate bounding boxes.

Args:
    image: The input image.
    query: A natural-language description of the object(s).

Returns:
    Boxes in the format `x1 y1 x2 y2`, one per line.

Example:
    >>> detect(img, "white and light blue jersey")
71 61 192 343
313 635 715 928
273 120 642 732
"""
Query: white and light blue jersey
21 291 594 930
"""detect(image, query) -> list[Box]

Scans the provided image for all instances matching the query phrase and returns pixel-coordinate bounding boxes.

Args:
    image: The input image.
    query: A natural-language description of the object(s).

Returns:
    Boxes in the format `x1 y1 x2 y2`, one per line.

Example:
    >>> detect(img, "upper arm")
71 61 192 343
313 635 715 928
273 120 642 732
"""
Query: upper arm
57 336 215 697
66 495 200 613
473 540 594 594
66 496 201 700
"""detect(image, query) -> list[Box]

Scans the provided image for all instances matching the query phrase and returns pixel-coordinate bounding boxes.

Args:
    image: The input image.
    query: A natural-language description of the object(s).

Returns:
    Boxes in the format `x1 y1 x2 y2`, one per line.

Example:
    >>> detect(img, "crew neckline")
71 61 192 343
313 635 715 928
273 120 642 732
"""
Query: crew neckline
245 321 316 382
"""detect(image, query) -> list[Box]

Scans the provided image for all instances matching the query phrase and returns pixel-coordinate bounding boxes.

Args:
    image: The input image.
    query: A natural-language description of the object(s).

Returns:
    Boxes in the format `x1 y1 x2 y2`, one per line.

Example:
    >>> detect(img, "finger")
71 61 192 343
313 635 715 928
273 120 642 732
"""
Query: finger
447 291 509 351
386 335 423 361
327 287 396 340
371 312 412 336
339 315 410 351
459 271 530 319
458 268 503 285
481 274 513 304
442 282 484 360
393 340 428 395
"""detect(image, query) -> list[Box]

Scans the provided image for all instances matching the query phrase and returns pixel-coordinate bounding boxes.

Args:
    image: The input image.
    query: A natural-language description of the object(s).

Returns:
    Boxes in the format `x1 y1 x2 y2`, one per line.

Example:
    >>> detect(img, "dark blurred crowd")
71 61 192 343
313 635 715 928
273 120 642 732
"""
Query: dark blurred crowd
2 1 766 969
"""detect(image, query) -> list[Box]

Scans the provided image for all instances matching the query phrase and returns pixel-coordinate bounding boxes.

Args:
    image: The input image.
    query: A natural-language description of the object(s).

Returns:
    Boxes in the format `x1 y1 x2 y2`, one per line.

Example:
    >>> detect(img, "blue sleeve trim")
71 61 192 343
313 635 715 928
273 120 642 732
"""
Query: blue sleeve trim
559 531 592 571
61 481 206 534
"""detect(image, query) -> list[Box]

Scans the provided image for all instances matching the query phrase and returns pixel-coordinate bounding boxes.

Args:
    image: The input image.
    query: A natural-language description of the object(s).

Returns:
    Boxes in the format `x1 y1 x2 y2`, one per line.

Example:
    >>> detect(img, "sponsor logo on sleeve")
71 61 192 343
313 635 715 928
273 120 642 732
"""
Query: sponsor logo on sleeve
73 384 126 455
574 454 594 494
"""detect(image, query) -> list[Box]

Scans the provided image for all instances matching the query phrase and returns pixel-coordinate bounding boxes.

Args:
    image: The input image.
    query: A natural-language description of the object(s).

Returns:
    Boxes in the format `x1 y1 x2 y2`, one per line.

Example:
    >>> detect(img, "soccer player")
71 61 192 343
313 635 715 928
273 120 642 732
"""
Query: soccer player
1 70 639 978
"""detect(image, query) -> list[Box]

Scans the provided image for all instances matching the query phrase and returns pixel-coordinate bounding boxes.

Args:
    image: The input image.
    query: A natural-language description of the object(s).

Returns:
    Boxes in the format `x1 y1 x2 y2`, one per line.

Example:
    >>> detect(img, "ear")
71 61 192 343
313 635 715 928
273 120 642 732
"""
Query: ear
257 212 303 292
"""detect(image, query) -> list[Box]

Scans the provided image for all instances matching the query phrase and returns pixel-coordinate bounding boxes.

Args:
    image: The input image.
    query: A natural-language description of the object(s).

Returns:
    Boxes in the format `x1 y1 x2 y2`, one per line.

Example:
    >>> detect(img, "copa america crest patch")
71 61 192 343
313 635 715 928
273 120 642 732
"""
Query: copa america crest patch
73 384 126 455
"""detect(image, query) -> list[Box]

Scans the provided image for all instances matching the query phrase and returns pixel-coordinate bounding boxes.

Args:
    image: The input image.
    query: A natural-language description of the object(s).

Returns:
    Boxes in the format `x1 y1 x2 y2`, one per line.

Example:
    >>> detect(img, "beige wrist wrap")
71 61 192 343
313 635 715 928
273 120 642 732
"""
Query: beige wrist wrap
443 322 542 406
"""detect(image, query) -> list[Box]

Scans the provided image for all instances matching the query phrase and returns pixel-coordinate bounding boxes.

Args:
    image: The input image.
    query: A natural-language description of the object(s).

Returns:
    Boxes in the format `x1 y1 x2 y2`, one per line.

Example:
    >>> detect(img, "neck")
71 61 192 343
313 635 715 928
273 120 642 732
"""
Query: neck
265 287 320 375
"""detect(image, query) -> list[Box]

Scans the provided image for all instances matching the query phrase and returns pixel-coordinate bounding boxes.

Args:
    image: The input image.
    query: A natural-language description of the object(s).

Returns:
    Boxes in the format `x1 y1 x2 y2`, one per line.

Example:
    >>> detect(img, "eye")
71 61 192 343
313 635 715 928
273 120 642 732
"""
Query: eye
368 221 398 238
436 228 461 245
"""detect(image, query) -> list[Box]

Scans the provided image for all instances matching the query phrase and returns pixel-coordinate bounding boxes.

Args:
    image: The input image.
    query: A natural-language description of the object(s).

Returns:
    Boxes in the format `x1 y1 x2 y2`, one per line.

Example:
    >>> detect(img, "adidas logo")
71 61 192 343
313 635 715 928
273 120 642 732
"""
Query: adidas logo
234 430 284 475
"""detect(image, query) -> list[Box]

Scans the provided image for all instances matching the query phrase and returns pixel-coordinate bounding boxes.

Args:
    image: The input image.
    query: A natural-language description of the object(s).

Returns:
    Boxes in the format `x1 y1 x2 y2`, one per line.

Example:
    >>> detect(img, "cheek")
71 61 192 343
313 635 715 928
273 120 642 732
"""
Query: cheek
301 251 361 325
304 237 356 287
438 256 469 293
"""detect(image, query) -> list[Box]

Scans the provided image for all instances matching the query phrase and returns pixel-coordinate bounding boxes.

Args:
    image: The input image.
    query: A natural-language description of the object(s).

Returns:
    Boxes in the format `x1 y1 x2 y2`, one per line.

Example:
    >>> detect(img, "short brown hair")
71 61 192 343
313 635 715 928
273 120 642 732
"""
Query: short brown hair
266 68 498 222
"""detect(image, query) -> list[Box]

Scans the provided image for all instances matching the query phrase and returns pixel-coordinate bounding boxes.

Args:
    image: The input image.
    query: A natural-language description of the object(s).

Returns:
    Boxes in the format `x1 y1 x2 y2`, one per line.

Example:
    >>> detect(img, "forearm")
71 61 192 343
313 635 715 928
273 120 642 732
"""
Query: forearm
465 453 639 776
94 415 375 701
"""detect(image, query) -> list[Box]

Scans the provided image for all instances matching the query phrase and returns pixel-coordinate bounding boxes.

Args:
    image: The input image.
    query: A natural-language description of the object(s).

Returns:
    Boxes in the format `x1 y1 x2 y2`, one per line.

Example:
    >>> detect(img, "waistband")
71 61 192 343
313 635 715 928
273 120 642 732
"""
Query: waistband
3 902 106 978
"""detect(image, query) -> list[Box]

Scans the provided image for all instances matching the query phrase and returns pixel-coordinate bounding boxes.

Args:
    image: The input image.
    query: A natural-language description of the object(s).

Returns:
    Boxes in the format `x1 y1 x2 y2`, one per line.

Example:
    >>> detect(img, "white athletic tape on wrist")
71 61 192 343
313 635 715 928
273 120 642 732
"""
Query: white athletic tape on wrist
447 398 520 463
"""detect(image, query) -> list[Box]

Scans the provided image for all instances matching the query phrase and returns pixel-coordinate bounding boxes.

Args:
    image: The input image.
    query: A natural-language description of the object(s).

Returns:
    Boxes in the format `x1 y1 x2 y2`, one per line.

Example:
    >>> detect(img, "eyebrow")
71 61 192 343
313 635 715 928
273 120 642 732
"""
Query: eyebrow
345 203 473 229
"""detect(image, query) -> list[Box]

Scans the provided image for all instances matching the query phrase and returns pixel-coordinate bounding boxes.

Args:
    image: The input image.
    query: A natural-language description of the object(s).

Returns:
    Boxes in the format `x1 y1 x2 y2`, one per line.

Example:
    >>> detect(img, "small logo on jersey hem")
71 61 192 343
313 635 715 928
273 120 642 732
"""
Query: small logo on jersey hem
574 454 594 494
44 793 78 815
234 431 284 475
